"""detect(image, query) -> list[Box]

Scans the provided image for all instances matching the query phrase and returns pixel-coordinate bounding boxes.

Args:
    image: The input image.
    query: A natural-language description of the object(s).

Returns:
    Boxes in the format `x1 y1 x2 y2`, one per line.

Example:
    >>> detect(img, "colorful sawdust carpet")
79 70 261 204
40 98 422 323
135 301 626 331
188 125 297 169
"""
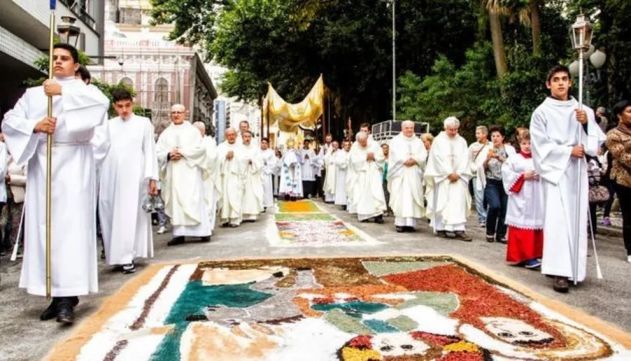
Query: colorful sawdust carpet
267 200 380 247
47 256 631 361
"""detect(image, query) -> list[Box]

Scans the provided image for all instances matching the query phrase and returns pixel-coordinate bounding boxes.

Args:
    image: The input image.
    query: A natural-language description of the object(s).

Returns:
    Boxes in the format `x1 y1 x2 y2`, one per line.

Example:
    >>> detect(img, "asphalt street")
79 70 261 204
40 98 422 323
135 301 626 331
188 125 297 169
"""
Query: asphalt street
0 200 629 361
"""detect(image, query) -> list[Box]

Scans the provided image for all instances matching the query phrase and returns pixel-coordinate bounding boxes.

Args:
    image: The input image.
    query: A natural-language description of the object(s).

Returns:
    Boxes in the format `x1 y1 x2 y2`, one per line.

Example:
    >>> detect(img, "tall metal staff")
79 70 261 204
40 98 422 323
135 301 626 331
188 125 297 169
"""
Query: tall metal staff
569 14 602 283
45 0 57 299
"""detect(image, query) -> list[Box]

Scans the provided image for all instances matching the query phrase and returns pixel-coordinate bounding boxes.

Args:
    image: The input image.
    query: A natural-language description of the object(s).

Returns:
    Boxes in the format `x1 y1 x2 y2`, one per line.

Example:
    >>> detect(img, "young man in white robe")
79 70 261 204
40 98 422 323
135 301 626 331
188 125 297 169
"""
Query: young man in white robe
425 116 473 242
300 140 317 198
216 128 246 227
240 131 264 221
530 65 606 293
350 132 387 223
156 104 211 246
98 88 158 274
192 121 218 232
323 140 339 203
388 121 428 232
279 139 303 200
260 137 276 209
335 140 351 209
1 44 109 324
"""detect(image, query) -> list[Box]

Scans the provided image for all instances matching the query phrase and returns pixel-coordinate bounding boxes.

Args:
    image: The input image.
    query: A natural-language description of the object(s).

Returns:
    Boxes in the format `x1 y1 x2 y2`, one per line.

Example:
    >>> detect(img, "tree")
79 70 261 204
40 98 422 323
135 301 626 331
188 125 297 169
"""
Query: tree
482 0 509 78
151 0 477 129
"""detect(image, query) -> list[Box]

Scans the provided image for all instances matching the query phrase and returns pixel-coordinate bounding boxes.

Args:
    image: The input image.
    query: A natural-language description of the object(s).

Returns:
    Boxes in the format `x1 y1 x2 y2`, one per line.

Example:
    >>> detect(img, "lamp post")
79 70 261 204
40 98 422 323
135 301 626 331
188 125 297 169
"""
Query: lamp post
57 16 81 47
391 0 396 122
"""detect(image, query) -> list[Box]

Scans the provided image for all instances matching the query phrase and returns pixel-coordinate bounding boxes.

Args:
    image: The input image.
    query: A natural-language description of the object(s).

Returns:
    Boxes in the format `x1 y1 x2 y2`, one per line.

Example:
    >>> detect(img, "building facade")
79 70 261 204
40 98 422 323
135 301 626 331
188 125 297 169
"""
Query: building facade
89 0 217 134
0 0 105 116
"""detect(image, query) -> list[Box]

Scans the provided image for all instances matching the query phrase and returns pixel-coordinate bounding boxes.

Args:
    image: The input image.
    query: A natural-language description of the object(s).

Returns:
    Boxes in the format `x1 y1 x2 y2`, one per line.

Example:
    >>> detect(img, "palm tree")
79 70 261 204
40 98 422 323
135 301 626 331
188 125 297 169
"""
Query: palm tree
483 0 509 78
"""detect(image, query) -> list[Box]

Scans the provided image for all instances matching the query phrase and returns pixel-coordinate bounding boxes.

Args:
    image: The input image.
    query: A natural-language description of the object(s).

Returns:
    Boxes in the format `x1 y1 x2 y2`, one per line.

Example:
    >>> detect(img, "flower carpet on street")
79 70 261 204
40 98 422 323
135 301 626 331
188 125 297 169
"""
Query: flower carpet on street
46 256 631 360
267 200 380 247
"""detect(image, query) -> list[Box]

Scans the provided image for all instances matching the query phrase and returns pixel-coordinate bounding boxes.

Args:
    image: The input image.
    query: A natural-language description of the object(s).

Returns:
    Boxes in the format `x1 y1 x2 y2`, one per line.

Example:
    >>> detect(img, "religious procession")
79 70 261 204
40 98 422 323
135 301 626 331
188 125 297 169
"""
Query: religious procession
1 1 631 361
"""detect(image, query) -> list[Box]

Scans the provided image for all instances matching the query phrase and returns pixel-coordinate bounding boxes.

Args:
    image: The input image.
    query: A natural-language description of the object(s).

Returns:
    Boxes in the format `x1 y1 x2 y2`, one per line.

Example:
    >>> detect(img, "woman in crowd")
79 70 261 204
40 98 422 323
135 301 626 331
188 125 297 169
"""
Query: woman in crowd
606 100 631 263
483 126 516 243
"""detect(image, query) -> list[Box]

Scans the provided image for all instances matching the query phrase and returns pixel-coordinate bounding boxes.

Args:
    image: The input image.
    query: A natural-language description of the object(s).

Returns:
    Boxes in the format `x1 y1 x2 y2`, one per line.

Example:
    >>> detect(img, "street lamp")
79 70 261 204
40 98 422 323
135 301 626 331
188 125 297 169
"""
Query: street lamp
383 0 396 122
57 16 81 47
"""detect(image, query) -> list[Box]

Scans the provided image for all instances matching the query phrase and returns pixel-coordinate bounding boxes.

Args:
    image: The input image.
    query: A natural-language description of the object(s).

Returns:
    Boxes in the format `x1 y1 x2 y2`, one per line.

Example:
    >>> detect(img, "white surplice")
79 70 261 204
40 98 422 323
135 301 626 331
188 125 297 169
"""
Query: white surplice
530 97 605 282
300 148 317 182
98 115 158 265
2 77 109 296
0 142 7 202
334 149 350 206
501 153 544 229
201 135 218 231
425 132 472 232
241 142 264 220
388 133 428 228
260 148 276 208
323 149 337 202
216 141 246 225
156 121 210 237
350 142 387 220
278 149 303 197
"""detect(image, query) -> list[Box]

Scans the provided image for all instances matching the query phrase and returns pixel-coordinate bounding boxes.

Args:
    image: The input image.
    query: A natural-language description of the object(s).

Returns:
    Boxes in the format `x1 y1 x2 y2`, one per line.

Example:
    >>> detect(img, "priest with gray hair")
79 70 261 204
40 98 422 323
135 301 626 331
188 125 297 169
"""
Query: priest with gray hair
425 116 473 241
387 120 427 232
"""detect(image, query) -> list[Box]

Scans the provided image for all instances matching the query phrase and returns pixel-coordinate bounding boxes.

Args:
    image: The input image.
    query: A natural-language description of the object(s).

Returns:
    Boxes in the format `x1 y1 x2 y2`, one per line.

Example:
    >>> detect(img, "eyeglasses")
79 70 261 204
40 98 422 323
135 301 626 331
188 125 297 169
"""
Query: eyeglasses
171 111 184 114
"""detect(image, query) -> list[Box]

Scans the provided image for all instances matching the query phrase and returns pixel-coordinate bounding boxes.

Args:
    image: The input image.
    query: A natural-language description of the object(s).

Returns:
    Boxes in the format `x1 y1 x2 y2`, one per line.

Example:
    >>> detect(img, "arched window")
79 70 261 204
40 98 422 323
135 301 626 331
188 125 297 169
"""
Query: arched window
154 77 169 104
119 77 133 89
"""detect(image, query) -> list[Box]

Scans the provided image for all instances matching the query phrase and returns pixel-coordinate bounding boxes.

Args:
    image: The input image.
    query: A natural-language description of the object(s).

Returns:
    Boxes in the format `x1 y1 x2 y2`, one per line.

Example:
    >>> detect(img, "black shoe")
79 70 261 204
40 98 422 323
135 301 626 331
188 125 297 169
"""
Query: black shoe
374 215 384 224
396 226 405 233
243 219 256 223
486 235 495 243
56 297 77 325
167 236 185 246
40 298 60 321
436 230 449 238
453 231 472 242
404 226 415 232
199 236 211 243
341 205 347 211
553 276 569 293
496 237 508 244
122 263 136 274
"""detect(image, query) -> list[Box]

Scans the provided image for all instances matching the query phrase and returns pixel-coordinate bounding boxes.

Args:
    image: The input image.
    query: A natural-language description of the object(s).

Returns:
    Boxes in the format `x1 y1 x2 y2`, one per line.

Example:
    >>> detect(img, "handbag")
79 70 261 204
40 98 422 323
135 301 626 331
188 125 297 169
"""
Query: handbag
588 185 610 203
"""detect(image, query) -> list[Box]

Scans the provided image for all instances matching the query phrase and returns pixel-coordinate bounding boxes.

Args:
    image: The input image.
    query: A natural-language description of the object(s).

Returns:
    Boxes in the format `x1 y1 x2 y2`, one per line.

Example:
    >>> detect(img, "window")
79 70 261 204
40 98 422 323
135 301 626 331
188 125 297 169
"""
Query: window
154 78 169 104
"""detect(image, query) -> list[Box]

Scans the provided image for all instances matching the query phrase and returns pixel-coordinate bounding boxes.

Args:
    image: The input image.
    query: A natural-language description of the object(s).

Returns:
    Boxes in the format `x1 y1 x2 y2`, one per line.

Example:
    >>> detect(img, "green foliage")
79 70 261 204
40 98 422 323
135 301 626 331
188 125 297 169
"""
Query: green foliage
152 0 477 129
397 42 499 138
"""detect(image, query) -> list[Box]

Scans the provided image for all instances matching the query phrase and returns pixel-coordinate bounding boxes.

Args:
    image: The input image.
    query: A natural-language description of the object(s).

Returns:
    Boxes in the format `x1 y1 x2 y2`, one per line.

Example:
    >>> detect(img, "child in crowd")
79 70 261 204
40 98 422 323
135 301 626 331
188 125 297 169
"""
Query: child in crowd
501 130 544 269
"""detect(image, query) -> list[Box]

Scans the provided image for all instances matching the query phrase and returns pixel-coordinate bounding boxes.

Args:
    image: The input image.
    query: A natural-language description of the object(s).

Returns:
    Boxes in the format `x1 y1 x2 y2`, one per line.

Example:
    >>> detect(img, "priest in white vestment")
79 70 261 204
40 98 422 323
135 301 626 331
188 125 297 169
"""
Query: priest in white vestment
300 140 317 198
425 117 473 242
193 121 218 231
260 137 276 209
350 132 387 222
530 65 605 293
388 121 428 232
323 141 339 203
156 105 211 245
334 140 351 208
216 128 246 226
241 131 264 221
1 44 109 323
235 120 259 147
98 89 158 274
279 140 303 200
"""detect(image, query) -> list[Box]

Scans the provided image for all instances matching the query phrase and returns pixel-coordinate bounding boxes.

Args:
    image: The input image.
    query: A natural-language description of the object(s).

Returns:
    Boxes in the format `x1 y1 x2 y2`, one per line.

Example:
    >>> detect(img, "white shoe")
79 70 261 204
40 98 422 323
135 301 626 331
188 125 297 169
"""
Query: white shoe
627 255 631 263
157 226 167 234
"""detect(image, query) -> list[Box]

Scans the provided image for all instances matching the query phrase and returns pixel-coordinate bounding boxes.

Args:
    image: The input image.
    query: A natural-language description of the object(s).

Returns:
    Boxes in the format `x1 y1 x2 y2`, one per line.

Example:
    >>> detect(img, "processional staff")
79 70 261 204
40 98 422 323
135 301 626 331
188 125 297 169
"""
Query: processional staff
45 0 57 299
